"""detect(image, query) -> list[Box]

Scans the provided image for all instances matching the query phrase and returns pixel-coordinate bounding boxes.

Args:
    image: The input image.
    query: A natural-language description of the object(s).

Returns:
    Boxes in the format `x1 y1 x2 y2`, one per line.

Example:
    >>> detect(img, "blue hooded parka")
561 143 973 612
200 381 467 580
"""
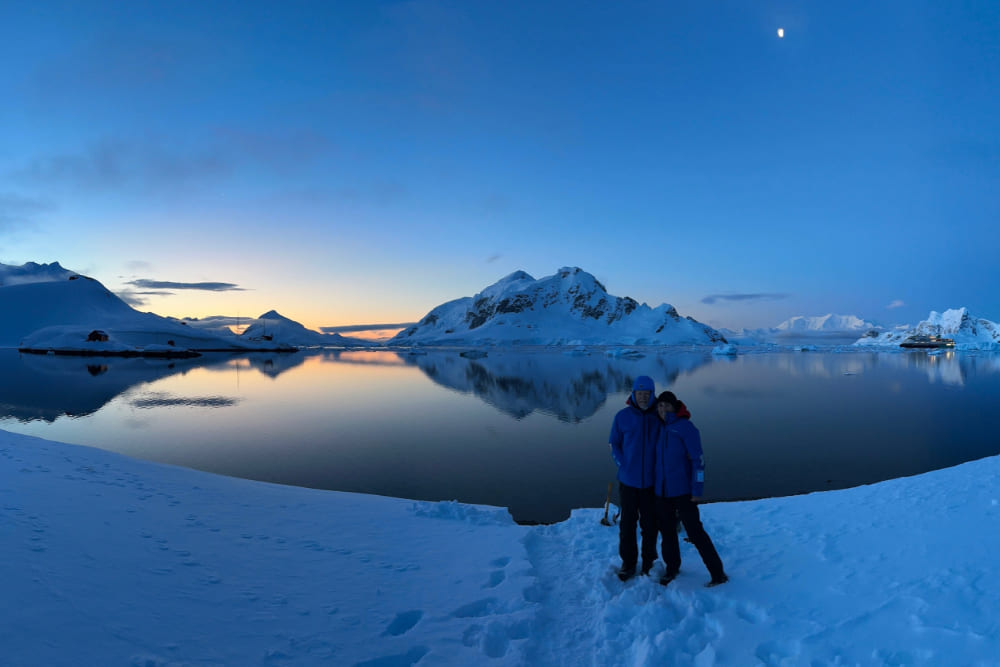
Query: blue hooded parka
653 406 706 498
609 376 660 489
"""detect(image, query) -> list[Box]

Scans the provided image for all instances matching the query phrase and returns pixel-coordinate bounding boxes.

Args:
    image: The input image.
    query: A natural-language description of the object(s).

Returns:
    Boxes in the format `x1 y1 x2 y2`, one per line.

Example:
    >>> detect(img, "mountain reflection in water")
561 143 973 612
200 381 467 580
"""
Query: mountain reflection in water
1 348 999 523
402 349 709 421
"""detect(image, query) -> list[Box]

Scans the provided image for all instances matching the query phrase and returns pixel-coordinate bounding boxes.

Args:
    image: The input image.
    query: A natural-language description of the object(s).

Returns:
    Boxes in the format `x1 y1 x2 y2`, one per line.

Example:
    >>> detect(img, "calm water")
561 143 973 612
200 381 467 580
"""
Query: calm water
2 347 1000 523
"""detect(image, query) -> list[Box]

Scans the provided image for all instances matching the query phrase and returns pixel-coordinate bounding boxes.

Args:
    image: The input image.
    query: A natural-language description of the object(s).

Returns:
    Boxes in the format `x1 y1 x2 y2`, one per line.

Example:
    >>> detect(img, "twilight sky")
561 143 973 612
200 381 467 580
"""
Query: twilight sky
1 1 998 332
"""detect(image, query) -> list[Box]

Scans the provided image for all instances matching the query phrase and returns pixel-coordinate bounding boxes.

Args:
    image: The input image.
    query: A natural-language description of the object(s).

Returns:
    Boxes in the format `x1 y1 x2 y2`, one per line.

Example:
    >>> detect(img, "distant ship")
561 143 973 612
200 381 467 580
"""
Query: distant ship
899 335 956 349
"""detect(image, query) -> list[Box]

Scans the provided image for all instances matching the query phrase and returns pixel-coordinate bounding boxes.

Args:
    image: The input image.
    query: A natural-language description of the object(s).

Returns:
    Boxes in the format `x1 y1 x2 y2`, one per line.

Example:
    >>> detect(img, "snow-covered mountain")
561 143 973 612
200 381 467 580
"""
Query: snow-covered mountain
855 308 1000 350
775 314 875 333
391 267 726 346
241 311 375 348
721 313 880 346
0 261 284 351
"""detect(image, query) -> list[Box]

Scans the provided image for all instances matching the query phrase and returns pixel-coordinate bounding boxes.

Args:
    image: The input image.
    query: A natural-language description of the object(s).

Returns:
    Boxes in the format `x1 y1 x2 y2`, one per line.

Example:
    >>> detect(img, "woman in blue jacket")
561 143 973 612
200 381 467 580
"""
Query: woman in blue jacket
653 391 728 587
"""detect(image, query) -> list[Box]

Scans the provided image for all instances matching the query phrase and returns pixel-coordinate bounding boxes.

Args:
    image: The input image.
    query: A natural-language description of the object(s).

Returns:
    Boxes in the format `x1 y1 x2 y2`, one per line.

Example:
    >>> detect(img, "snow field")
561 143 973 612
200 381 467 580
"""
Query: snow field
4 427 1000 665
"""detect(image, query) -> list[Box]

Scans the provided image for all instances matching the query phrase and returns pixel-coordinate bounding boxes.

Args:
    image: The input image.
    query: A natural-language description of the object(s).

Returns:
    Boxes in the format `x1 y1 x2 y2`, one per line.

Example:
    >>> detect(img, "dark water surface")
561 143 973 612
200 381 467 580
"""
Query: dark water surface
2 347 999 523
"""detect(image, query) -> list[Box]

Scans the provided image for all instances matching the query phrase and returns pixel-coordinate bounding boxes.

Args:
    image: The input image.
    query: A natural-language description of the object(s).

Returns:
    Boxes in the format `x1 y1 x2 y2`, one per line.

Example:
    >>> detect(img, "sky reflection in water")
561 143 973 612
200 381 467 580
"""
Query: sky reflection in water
2 348 999 523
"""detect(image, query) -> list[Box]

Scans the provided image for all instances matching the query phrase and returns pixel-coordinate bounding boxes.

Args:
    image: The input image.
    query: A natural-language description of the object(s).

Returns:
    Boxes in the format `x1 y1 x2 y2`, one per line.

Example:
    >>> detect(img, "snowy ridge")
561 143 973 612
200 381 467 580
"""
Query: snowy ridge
0 260 76 286
392 267 725 346
855 307 1000 350
4 427 1000 664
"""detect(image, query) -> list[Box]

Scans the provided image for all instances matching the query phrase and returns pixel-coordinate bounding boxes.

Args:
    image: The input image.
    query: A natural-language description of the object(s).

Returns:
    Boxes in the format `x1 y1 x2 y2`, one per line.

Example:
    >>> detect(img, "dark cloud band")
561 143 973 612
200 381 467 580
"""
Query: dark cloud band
321 323 416 333
127 279 244 292
701 293 788 305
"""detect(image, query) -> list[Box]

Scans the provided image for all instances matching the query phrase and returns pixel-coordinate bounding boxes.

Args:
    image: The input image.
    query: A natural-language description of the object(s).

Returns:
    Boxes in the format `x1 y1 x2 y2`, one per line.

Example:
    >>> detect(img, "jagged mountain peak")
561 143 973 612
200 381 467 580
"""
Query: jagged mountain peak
392 268 723 346
0 260 77 287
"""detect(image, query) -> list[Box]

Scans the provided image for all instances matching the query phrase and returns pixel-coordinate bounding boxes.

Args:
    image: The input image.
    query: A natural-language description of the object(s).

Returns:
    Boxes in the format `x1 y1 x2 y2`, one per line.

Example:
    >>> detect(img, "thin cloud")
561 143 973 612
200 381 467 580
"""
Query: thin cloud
486 254 502 263
12 130 331 193
321 322 417 334
115 290 152 307
0 193 52 232
127 279 245 292
180 315 244 328
124 260 153 272
336 180 407 206
886 299 905 310
13 139 229 191
701 293 789 305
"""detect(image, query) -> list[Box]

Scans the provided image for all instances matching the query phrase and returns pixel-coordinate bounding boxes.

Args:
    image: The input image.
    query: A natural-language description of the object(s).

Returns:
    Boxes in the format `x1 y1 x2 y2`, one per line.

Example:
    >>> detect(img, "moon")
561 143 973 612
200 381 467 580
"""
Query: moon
777 28 785 38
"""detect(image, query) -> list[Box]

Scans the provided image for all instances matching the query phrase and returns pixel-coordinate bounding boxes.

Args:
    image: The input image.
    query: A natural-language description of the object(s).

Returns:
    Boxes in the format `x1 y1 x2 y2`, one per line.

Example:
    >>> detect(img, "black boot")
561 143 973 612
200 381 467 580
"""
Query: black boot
705 573 729 588
659 570 679 586
617 565 636 582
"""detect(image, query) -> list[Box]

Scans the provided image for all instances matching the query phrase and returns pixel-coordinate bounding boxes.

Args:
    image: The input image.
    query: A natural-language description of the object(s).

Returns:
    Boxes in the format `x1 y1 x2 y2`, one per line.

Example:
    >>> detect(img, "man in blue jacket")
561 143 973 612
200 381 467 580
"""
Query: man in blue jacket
609 375 660 581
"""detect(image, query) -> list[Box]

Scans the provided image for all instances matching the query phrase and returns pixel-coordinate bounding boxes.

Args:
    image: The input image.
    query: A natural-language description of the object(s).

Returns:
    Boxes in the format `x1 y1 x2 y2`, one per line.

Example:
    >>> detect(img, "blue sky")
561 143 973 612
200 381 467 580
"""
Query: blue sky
1 0 997 331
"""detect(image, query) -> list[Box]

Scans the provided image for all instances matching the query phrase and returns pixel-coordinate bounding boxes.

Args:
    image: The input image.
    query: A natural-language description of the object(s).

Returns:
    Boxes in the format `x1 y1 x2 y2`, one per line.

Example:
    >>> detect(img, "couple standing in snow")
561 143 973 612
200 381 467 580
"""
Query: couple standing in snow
608 375 728 587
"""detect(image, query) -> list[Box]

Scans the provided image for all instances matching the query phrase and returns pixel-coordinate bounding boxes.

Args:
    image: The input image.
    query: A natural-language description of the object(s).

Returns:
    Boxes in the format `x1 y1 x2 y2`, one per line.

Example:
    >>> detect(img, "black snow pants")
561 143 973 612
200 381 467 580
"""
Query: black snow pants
618 483 658 570
655 494 725 580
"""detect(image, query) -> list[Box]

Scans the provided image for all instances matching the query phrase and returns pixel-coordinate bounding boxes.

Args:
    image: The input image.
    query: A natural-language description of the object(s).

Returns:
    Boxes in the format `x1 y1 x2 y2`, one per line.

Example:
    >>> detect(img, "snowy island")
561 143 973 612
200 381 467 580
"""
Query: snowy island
4 427 1000 665
391 267 726 346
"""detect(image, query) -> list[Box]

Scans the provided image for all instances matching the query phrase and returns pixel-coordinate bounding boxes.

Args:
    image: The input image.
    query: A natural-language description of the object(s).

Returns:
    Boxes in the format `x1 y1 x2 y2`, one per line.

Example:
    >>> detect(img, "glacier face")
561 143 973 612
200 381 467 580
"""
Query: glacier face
391 267 725 346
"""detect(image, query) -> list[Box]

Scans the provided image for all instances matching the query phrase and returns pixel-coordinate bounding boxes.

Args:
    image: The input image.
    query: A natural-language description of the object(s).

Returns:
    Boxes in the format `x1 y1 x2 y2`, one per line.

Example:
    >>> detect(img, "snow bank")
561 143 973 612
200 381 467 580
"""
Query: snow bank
4 428 1000 665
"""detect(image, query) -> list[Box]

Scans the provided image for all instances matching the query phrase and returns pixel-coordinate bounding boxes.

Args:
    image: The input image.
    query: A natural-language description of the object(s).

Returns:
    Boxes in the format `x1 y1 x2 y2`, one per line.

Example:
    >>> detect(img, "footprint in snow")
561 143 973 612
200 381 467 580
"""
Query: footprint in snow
382 610 423 637
452 597 499 618
484 570 505 588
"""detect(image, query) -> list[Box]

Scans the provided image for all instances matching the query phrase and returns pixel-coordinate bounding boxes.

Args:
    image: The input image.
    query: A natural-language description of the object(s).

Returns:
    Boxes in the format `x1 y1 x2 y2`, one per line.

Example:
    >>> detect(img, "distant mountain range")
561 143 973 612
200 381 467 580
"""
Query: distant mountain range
721 314 881 345
854 308 1000 350
0 262 367 352
775 314 876 333
4 261 998 350
391 267 726 345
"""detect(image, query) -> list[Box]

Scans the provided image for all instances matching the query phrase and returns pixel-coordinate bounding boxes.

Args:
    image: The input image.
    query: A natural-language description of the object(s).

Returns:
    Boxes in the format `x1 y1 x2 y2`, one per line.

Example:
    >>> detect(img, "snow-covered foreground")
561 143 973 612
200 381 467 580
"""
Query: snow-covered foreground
4 429 999 666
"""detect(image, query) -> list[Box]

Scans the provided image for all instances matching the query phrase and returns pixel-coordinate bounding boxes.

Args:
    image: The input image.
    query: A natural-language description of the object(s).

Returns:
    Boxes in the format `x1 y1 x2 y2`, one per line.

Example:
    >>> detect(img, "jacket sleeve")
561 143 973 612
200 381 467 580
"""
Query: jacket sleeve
609 414 624 468
681 422 706 497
